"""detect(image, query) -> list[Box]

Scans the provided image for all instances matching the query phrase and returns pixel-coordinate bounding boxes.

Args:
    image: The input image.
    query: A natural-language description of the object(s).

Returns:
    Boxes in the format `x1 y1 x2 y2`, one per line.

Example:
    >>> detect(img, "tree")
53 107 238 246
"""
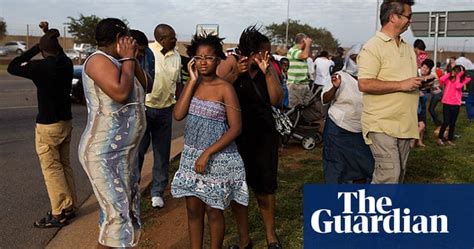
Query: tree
65 14 129 45
65 14 102 44
265 19 340 52
0 17 7 39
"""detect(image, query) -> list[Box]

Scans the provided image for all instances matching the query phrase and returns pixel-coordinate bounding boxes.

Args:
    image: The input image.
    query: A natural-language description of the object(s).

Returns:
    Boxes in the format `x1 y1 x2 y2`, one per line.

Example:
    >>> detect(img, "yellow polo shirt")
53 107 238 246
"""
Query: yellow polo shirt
146 42 181 109
357 31 419 144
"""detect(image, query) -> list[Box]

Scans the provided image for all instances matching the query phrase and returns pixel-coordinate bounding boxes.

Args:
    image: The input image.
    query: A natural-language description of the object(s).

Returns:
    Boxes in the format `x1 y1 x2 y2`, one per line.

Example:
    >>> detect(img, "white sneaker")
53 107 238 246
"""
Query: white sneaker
151 196 164 208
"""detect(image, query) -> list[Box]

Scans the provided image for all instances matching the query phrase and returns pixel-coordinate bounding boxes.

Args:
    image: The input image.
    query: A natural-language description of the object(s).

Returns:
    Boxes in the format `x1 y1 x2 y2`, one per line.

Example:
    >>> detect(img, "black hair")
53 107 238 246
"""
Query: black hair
238 25 270 57
421 58 434 70
39 29 61 54
380 0 415 26
414 39 426 51
186 33 226 59
320 51 329 57
129 29 149 46
95 18 128 47
154 24 174 41
451 65 466 81
280 57 289 63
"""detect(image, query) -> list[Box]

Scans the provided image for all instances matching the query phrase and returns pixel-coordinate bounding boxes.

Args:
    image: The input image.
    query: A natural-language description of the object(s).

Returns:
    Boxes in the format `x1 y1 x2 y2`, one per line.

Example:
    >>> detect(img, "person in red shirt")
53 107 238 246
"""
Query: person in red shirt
414 39 428 68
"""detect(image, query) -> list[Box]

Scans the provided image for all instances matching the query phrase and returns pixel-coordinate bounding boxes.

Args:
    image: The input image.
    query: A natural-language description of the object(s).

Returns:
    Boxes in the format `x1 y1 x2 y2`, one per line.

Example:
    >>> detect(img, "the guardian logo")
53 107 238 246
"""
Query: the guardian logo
311 189 449 234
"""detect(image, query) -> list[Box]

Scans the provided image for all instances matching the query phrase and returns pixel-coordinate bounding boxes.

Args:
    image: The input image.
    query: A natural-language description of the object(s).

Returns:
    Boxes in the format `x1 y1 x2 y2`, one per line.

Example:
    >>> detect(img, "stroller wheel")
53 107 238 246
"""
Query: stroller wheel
301 136 316 150
281 134 291 144
314 132 323 145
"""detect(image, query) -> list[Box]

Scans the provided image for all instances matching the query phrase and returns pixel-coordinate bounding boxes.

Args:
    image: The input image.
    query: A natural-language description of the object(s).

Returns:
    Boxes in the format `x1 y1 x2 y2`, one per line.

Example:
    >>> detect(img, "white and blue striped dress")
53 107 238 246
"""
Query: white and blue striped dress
78 51 145 247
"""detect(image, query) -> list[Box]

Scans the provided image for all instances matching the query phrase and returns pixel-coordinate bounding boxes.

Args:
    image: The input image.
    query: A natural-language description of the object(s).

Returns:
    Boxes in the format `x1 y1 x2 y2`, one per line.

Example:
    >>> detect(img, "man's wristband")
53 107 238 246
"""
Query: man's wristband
118 57 136 63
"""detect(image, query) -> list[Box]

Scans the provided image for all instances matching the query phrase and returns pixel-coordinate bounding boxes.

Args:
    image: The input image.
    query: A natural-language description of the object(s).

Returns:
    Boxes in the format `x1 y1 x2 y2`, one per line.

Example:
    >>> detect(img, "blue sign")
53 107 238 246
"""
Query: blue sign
303 184 474 249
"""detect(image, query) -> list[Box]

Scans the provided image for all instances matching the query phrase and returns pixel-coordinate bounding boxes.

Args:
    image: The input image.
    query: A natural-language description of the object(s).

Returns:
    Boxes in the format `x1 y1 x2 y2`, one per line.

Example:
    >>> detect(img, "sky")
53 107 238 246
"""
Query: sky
1 0 474 52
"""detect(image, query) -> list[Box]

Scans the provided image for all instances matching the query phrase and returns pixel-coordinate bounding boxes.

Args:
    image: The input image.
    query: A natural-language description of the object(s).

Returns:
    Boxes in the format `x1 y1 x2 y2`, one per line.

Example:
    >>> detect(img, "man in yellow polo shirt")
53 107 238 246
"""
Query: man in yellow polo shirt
358 0 423 184
138 24 181 208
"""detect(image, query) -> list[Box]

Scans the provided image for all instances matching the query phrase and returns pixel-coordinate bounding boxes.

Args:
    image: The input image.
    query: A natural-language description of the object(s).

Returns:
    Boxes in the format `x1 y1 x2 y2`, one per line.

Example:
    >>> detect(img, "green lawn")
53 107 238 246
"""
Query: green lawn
141 106 474 249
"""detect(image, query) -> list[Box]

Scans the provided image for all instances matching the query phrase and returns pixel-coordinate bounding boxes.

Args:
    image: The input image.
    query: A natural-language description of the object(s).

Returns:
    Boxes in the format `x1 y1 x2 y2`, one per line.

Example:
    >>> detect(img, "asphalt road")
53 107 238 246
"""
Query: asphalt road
0 74 184 248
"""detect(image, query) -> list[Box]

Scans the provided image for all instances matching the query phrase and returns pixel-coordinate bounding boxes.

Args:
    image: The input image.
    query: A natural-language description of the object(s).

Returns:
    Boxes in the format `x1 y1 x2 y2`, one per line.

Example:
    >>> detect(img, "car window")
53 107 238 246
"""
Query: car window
5 42 13 46
20 42 26 45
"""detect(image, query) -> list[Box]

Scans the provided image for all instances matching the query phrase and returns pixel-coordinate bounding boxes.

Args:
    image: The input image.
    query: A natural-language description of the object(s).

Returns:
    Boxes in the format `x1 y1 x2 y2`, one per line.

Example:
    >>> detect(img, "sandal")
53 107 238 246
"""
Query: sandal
33 211 68 228
62 208 76 221
229 239 253 249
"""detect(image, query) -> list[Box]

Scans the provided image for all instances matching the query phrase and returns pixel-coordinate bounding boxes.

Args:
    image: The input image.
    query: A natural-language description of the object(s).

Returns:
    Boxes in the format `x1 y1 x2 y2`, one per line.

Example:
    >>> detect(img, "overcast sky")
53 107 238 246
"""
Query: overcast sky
1 0 473 51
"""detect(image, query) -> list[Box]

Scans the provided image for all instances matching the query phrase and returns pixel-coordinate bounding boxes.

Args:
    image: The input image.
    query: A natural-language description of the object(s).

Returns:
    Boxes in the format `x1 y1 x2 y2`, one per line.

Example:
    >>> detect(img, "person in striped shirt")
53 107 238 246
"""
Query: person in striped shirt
287 33 312 108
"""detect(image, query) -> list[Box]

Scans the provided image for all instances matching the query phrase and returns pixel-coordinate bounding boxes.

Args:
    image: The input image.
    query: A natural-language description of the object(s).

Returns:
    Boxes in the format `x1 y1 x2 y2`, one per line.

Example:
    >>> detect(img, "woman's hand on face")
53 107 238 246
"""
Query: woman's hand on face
254 51 270 73
331 73 342 88
188 58 198 82
237 56 249 74
117 36 137 59
194 151 210 174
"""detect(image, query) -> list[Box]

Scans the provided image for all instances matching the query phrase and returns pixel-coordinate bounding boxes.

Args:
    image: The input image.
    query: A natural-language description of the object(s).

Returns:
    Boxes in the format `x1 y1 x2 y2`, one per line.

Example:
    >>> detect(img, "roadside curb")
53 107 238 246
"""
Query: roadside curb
45 136 184 249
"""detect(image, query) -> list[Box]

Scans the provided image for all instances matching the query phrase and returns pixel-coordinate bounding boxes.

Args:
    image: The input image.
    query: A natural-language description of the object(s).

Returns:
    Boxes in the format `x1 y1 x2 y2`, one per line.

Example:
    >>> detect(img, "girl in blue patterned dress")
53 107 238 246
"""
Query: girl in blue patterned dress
171 34 248 249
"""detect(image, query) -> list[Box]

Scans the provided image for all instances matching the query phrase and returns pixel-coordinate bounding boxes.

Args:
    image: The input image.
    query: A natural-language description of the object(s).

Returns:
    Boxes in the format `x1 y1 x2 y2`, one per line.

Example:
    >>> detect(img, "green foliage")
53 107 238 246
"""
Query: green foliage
65 14 128 45
0 17 7 39
265 19 340 52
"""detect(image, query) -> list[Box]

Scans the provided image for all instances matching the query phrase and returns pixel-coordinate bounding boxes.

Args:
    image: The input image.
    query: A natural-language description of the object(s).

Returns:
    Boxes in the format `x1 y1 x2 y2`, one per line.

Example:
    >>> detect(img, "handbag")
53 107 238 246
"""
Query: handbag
250 80 293 136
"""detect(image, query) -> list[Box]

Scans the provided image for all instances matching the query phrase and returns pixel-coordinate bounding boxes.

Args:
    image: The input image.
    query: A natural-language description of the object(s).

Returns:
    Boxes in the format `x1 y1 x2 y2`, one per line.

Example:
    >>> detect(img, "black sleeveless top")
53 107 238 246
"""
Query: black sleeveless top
234 70 276 135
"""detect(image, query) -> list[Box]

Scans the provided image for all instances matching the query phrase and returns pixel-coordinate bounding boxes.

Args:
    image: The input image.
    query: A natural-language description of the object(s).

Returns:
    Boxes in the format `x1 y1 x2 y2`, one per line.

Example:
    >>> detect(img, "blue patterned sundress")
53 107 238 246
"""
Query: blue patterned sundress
171 97 249 210
78 51 145 247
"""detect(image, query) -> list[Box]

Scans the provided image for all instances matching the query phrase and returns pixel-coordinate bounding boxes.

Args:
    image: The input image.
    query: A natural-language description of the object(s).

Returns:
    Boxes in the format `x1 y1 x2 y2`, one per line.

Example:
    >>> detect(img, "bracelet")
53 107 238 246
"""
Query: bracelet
118 57 136 63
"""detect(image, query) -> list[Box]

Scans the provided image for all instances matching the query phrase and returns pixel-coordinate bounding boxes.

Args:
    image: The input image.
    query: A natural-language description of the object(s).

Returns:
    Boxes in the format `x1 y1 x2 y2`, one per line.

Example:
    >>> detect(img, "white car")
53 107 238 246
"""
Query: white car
73 43 93 52
64 49 87 61
4 41 27 54
0 46 7 56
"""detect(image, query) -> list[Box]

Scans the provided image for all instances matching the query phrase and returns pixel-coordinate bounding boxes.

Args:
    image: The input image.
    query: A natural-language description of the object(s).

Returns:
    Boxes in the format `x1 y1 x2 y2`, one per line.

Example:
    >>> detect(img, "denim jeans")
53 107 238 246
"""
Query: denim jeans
137 106 172 197
466 94 474 120
429 92 443 125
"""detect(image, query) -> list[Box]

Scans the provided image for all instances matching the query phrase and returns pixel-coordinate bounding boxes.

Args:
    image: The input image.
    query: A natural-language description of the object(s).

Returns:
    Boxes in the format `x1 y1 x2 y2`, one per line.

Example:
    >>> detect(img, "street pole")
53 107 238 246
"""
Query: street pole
433 13 440 65
285 0 290 48
26 24 29 49
375 0 380 31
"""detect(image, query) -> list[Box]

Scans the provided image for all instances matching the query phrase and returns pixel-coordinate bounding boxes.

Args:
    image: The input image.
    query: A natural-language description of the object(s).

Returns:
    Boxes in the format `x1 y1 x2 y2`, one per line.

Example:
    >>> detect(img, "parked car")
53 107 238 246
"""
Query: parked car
73 43 93 52
71 65 85 104
0 46 8 56
65 49 82 61
4 41 27 54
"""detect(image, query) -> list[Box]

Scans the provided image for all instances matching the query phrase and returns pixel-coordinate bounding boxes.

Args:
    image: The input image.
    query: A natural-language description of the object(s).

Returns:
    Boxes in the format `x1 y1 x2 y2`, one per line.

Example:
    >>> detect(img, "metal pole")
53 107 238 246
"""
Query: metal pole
63 26 67 48
26 24 29 49
285 0 290 48
433 14 439 65
376 0 380 31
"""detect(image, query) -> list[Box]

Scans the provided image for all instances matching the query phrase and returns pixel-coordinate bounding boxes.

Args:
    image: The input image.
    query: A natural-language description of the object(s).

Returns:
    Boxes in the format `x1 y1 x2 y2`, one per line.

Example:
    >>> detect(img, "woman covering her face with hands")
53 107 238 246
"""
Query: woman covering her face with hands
78 18 147 248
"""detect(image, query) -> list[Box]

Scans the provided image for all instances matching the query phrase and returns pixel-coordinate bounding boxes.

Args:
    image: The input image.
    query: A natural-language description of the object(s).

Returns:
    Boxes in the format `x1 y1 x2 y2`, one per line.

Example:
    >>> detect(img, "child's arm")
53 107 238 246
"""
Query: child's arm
438 73 450 86
174 59 198 121
454 71 471 89
194 82 242 173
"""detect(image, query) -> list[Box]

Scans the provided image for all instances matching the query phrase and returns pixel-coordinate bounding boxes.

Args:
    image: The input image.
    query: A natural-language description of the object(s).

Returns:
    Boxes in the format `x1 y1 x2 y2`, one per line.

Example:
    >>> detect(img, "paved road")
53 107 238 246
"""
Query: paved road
0 74 184 248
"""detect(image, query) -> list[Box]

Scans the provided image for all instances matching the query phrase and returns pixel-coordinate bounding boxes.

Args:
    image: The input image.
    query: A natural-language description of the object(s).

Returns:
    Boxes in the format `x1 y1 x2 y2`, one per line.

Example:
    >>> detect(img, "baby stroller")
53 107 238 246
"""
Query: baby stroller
281 84 324 150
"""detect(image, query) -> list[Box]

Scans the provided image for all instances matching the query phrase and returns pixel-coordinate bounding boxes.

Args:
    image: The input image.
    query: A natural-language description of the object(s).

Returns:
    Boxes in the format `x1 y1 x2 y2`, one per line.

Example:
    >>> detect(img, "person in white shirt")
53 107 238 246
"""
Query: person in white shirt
314 51 334 87
321 44 374 183
455 53 474 70
307 52 316 81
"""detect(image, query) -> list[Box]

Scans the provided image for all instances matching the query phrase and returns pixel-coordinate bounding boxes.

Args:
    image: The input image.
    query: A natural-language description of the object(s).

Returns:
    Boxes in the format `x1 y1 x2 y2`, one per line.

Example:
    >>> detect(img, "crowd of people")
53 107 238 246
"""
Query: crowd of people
7 0 473 248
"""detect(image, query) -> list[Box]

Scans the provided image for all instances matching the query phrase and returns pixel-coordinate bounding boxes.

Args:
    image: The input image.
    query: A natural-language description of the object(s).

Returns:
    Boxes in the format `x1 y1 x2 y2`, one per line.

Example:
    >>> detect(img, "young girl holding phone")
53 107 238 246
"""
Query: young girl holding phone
171 34 248 249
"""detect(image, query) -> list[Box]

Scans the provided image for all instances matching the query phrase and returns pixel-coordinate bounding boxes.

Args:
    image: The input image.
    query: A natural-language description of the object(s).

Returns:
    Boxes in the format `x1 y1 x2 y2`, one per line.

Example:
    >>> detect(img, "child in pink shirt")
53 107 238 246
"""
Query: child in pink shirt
437 65 471 146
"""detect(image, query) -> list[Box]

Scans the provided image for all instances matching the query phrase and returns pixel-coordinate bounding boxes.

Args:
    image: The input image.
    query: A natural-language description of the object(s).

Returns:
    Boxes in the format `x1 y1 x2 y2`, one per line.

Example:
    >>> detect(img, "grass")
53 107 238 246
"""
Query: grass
140 106 473 249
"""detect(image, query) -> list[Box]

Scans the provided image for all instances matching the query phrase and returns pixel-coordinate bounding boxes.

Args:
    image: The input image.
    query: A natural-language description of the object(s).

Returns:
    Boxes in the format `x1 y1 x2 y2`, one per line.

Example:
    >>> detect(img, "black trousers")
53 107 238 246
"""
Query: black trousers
438 104 460 141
